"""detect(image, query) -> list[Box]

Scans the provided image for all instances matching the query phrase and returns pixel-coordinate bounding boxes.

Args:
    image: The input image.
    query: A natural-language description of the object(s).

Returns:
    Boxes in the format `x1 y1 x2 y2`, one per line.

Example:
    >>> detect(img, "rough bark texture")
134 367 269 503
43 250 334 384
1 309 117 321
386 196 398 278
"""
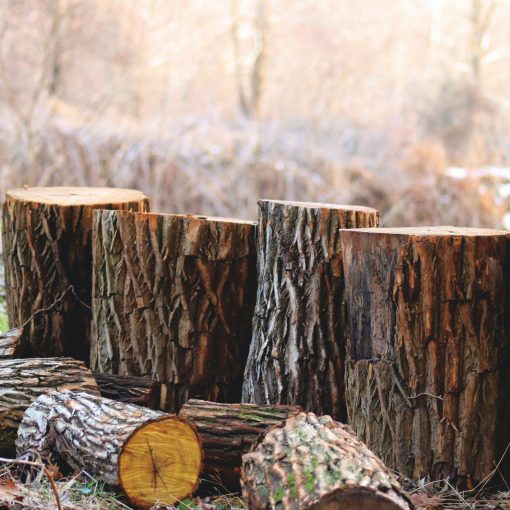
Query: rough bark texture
241 412 412 510
0 327 28 359
2 187 149 363
242 200 379 419
0 358 99 456
341 226 510 484
91 210 257 412
16 390 202 509
93 373 159 407
179 399 301 490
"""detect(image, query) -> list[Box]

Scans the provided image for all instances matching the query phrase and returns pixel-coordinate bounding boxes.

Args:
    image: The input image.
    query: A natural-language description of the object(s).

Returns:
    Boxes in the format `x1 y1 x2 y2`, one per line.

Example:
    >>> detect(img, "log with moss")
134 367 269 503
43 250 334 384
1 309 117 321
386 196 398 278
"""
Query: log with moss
242 200 379 419
16 390 202 509
179 399 301 490
2 187 149 362
241 412 412 510
341 226 510 483
0 358 99 456
91 210 257 412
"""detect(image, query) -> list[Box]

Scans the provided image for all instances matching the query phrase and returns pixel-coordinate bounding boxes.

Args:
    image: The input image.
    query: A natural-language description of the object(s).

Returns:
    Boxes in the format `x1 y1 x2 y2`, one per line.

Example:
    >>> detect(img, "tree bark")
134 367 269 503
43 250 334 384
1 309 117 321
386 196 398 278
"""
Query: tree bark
241 412 412 510
91 210 257 412
0 358 99 456
179 399 301 490
340 226 510 484
0 327 27 358
242 200 379 419
2 187 149 363
16 390 202 510
93 373 159 408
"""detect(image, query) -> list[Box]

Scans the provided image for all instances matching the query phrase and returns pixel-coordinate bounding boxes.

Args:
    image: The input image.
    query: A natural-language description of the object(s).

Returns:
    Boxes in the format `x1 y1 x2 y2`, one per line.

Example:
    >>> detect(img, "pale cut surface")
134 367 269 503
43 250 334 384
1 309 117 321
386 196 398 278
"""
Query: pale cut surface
6 186 148 206
260 198 378 213
342 225 509 236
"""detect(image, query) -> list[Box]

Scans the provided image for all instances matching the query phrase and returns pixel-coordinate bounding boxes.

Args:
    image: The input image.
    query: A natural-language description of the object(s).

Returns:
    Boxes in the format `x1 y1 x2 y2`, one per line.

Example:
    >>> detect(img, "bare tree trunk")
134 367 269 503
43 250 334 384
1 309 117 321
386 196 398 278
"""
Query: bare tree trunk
341 226 510 483
91 210 257 412
17 390 202 509
242 412 412 510
179 399 301 490
242 200 379 419
0 358 99 456
2 187 149 362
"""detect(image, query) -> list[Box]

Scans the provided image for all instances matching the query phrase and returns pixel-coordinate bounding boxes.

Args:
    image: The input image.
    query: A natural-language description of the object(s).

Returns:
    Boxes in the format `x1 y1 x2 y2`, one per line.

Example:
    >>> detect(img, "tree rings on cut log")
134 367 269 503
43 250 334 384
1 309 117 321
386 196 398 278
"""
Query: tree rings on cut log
242 200 379 419
2 186 149 362
340 225 510 483
119 417 202 508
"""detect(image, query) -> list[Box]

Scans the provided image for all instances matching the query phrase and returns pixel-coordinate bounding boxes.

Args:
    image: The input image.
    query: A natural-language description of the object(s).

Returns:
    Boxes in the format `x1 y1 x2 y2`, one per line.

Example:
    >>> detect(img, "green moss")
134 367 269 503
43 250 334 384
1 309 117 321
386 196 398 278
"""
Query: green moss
273 486 284 503
288 472 298 498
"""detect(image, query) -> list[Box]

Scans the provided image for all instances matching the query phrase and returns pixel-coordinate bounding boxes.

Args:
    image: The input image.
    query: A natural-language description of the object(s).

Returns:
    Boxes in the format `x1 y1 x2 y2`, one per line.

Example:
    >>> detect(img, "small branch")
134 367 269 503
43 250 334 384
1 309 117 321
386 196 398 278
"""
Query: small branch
409 392 444 401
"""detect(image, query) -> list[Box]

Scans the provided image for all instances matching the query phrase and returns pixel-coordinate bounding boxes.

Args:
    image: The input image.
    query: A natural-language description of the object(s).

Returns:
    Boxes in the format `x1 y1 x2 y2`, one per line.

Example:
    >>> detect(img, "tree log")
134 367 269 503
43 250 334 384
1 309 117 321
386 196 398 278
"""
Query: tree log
93 373 159 407
0 358 99 456
16 391 202 509
340 226 510 483
0 328 27 359
242 200 379 419
2 187 149 362
91 210 257 412
179 399 301 490
241 412 412 510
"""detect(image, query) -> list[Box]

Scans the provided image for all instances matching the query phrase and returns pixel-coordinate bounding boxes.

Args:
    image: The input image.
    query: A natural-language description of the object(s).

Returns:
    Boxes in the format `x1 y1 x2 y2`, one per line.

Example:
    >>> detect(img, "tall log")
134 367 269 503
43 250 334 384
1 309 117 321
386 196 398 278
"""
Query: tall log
179 399 301 490
242 200 379 418
93 373 159 407
16 391 202 509
2 187 149 362
0 358 99 456
241 412 413 510
340 226 510 483
91 210 257 412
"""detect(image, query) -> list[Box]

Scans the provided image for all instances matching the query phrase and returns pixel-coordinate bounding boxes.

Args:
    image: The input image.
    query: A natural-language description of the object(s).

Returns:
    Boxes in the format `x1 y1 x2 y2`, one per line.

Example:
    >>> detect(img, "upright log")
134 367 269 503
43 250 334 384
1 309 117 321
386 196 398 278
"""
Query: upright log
16 391 202 509
179 399 301 490
241 412 412 510
91 210 257 412
242 200 379 418
2 187 149 362
340 226 510 483
0 358 99 456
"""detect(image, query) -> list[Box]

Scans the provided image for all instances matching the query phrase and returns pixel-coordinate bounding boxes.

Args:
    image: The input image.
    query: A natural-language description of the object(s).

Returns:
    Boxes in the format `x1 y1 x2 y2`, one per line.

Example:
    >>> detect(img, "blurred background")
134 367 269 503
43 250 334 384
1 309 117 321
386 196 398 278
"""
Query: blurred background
1 0 510 227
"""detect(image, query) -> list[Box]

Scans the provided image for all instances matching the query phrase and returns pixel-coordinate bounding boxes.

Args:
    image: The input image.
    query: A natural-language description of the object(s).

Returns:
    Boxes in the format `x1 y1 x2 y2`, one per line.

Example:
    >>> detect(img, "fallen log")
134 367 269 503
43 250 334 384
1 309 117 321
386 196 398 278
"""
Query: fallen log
0 358 99 456
2 187 149 362
241 412 412 510
341 226 510 483
179 399 301 490
242 200 379 419
0 328 27 359
91 210 257 412
16 390 202 509
93 373 159 407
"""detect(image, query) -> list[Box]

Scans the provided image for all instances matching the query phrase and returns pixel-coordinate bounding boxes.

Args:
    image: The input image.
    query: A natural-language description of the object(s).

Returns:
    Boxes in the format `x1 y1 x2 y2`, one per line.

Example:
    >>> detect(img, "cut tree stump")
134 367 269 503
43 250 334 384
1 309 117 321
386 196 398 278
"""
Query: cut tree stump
340 226 510 483
0 358 99 456
242 200 379 419
91 210 257 412
16 390 202 509
241 412 412 510
93 373 159 407
2 187 149 362
179 399 301 490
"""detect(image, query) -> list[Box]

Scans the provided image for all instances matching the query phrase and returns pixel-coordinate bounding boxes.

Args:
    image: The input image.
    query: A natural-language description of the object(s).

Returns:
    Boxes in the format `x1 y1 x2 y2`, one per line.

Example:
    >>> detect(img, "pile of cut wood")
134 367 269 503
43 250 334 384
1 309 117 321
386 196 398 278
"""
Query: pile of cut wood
1 186 509 509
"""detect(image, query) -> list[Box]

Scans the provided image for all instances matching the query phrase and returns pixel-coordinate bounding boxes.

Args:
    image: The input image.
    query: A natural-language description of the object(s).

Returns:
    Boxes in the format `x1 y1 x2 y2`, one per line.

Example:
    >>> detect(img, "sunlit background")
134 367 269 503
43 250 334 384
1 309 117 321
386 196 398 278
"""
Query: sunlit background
1 0 510 227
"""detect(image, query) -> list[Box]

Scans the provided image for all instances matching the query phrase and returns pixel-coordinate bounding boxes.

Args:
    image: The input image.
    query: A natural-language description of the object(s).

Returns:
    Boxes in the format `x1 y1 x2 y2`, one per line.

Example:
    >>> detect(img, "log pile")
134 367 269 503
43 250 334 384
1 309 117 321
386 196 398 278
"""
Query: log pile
2 187 149 362
340 226 510 483
91 209 257 412
242 200 379 419
16 390 202 509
